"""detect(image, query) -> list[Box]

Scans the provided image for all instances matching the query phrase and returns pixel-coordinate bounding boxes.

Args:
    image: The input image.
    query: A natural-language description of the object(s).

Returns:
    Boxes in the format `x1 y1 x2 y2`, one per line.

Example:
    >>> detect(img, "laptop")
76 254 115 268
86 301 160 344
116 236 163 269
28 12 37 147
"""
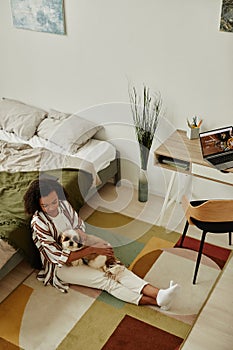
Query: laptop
199 126 233 170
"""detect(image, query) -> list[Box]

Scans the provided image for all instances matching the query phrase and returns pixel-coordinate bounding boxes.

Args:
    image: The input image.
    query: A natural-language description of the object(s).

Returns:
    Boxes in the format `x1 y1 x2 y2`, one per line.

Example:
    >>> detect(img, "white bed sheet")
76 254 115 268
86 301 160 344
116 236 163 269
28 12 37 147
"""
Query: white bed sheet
74 138 116 173
0 130 116 174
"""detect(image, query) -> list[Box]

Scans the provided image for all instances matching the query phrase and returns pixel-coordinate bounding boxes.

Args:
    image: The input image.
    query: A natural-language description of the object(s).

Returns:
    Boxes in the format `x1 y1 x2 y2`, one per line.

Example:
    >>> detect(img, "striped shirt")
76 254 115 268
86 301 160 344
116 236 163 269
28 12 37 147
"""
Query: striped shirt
31 200 85 292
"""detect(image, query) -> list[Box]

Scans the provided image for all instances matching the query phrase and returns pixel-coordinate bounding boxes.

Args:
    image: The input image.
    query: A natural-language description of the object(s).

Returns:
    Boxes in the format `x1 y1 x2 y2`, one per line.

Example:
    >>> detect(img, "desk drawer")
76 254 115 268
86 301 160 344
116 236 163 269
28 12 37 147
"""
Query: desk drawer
192 163 233 185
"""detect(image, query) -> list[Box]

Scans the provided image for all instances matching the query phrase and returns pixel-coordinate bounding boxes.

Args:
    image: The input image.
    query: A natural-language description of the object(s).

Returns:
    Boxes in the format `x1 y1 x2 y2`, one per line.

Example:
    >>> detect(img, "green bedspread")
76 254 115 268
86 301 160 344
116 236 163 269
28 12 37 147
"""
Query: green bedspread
0 169 92 268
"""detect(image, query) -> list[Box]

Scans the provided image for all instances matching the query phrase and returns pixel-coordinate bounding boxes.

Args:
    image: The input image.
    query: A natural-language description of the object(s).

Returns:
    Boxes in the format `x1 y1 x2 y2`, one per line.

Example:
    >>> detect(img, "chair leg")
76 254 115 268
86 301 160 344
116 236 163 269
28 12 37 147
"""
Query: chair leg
180 221 189 247
193 231 207 285
229 232 232 246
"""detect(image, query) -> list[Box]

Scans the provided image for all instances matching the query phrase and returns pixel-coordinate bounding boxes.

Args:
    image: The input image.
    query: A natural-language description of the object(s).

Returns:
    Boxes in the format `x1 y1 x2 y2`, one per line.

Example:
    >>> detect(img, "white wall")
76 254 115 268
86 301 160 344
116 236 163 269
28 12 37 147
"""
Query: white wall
0 0 232 198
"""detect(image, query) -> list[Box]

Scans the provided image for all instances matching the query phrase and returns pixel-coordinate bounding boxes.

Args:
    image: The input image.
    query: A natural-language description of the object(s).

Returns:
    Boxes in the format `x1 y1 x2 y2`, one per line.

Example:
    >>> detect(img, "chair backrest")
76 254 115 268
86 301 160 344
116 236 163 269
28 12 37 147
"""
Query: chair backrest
182 196 233 224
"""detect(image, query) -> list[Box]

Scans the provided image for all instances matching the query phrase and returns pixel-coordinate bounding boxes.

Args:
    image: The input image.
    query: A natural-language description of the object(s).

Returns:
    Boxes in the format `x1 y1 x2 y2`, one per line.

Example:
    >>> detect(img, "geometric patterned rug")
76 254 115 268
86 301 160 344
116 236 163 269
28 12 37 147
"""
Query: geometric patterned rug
0 210 231 350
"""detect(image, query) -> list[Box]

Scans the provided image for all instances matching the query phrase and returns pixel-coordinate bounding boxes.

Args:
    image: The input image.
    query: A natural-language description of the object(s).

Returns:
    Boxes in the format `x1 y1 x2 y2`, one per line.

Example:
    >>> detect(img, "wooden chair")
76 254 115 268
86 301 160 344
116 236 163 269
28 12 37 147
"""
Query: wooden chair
180 196 233 284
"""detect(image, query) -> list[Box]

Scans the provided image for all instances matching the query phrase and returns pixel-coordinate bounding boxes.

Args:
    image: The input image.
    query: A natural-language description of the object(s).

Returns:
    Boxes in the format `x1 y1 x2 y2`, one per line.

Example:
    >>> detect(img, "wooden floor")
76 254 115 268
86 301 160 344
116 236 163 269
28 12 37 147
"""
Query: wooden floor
1 182 233 348
181 251 233 350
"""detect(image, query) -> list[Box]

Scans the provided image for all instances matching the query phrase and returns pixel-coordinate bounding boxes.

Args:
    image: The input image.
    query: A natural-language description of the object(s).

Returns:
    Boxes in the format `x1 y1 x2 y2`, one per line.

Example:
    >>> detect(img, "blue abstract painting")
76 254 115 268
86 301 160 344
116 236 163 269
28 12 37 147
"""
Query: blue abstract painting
10 0 65 35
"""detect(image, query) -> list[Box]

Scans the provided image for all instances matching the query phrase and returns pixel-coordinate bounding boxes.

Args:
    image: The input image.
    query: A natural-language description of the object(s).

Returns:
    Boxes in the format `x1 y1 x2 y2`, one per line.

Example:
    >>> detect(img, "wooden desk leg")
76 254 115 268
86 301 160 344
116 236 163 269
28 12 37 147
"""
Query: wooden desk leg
157 171 176 226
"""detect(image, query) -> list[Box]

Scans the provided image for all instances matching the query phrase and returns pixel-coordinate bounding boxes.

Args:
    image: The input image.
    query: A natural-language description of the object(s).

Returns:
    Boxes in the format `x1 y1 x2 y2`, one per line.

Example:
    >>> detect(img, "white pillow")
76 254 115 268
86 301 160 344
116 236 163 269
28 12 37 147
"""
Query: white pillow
29 135 66 154
0 98 47 140
37 113 102 154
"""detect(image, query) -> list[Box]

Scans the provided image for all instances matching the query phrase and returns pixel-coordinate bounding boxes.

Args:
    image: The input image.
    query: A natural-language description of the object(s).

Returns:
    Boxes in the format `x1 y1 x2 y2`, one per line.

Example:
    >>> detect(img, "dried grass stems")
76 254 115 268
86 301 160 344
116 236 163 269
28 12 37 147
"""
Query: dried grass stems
129 85 162 169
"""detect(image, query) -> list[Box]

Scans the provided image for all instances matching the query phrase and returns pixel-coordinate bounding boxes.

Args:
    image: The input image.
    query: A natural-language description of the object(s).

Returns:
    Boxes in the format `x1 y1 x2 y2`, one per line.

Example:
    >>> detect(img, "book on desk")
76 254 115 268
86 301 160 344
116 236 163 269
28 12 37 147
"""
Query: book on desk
158 155 189 171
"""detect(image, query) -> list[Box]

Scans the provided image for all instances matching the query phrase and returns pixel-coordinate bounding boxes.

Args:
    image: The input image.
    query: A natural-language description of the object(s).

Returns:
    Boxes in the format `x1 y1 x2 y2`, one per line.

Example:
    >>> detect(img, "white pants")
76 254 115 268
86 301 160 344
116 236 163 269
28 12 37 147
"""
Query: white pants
56 264 148 305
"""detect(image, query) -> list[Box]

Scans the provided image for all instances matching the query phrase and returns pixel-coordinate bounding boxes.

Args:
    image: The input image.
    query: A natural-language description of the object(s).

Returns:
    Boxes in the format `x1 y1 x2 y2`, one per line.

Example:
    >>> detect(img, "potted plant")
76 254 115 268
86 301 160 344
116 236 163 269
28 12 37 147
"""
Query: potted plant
129 85 162 202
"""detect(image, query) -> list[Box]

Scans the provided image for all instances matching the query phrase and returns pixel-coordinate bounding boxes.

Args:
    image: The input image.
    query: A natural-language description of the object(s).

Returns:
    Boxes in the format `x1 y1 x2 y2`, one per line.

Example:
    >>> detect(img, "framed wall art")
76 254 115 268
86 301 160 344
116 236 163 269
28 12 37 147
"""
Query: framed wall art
10 0 66 35
220 0 233 33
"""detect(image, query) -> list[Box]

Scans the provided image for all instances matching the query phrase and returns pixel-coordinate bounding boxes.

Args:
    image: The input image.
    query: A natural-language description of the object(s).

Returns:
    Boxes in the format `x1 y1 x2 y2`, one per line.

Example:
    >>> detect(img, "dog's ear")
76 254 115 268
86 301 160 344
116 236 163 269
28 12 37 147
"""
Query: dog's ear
73 232 83 246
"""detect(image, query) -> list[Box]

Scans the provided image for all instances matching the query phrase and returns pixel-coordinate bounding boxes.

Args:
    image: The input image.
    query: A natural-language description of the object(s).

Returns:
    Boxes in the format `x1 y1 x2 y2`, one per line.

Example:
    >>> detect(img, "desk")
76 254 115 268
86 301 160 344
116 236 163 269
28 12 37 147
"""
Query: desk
154 130 233 223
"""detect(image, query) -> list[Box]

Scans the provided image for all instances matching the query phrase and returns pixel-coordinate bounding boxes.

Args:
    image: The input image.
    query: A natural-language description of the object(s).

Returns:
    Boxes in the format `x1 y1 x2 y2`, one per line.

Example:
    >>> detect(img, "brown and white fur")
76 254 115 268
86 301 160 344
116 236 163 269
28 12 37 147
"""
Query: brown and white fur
59 229 125 279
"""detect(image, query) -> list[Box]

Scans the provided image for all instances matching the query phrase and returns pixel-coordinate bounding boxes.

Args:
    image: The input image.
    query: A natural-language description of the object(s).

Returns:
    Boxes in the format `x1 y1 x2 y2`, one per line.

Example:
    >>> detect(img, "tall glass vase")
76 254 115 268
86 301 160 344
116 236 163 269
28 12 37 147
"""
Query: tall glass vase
138 144 149 202
138 168 148 202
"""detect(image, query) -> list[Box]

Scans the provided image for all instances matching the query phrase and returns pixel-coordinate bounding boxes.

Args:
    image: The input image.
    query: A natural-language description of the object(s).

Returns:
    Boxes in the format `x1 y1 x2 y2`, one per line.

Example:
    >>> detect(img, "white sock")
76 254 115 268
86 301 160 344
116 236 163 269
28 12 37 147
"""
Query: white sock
157 280 180 311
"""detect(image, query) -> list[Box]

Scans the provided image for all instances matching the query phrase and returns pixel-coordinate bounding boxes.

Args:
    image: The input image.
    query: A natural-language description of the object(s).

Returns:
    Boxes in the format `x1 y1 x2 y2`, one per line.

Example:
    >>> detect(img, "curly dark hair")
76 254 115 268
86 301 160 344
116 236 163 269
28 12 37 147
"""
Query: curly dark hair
24 178 68 215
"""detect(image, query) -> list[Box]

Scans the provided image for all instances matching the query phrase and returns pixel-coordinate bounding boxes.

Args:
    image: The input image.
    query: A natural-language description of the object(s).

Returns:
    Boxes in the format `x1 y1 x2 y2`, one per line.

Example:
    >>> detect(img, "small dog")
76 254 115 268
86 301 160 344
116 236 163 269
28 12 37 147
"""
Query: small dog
59 229 125 279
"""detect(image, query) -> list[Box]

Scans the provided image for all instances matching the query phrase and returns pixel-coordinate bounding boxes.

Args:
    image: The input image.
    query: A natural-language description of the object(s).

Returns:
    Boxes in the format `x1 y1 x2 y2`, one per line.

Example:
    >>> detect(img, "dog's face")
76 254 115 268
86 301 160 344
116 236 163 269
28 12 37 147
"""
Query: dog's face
59 229 83 251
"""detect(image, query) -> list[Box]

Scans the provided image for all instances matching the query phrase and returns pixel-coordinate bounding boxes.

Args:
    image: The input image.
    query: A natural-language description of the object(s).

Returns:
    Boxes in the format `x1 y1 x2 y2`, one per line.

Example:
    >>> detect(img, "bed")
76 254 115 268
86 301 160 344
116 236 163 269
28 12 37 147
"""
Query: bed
0 98 121 279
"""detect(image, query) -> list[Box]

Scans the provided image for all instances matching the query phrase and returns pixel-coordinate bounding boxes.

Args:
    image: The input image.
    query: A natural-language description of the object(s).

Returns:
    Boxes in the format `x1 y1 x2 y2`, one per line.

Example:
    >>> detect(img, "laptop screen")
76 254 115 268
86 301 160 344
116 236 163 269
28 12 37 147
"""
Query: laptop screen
199 126 233 158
